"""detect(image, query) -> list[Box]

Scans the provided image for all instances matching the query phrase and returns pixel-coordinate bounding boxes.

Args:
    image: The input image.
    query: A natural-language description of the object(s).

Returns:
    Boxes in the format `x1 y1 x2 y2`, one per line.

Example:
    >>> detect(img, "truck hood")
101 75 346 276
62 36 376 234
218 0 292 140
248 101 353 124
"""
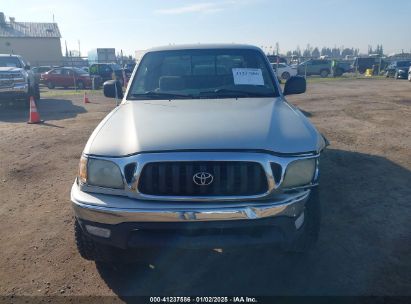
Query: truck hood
0 67 23 72
84 97 325 156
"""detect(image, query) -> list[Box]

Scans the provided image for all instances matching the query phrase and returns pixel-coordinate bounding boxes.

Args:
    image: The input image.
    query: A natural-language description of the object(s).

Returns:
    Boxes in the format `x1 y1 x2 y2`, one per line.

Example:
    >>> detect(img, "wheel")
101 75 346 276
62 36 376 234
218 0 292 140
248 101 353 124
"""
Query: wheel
334 68 343 77
17 94 30 108
281 72 290 80
320 70 329 78
77 81 85 90
74 220 114 262
285 188 321 253
47 82 55 89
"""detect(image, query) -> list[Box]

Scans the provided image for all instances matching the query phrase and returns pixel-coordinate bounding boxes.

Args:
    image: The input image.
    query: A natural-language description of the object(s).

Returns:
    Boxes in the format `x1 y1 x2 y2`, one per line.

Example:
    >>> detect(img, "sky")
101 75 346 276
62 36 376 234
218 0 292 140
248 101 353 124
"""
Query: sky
2 0 411 56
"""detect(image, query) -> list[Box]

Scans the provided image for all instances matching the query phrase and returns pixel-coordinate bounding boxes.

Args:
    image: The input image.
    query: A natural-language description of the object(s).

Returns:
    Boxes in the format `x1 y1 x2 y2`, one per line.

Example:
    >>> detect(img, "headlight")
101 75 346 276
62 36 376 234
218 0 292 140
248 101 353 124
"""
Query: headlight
281 158 316 188
78 157 124 189
78 156 88 184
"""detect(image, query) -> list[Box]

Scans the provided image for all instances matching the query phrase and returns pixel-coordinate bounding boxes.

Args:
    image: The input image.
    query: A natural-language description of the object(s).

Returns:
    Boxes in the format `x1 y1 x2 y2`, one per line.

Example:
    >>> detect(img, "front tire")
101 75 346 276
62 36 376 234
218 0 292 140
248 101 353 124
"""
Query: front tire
281 72 290 80
77 81 85 90
320 69 329 78
18 94 30 108
334 68 343 77
74 220 114 262
47 82 55 89
285 188 321 253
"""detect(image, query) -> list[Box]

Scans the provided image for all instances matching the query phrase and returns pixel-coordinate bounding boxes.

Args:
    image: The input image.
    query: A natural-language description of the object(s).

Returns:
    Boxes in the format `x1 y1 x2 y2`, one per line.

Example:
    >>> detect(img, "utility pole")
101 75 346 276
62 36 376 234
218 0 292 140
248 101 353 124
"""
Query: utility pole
78 40 81 57
70 51 77 90
65 40 68 57
121 49 126 88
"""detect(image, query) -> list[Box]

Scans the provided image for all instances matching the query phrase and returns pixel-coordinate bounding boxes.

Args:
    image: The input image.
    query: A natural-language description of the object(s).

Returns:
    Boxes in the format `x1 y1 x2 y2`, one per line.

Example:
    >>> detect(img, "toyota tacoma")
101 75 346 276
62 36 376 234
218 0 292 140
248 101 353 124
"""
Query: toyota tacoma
71 44 328 262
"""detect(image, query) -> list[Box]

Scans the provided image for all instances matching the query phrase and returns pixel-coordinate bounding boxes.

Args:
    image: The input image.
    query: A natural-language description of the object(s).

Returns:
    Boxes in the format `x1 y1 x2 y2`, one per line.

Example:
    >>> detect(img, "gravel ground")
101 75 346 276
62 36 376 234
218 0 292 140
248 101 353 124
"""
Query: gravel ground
0 79 410 301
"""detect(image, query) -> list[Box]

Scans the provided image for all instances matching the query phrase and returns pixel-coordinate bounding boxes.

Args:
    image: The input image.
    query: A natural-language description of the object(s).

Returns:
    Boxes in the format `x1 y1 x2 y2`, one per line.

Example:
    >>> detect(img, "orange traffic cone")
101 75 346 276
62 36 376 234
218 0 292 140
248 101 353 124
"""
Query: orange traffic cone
83 91 90 104
27 96 43 124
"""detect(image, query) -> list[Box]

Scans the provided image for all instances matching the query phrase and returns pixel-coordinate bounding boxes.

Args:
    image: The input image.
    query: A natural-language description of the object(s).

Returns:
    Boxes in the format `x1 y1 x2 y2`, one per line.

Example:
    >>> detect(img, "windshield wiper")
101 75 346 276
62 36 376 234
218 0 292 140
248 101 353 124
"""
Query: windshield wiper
198 89 273 98
129 91 193 100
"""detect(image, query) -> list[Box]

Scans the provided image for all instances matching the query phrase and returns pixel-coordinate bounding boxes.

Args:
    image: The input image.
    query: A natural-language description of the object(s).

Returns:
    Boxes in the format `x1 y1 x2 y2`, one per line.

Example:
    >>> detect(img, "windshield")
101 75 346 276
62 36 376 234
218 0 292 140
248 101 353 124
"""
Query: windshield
128 48 278 100
0 57 23 68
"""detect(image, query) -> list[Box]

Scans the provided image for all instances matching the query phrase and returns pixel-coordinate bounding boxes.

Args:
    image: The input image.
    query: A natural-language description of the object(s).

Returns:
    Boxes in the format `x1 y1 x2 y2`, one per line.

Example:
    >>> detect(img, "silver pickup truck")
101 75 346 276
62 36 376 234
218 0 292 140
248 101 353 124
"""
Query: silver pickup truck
71 44 328 262
0 54 40 104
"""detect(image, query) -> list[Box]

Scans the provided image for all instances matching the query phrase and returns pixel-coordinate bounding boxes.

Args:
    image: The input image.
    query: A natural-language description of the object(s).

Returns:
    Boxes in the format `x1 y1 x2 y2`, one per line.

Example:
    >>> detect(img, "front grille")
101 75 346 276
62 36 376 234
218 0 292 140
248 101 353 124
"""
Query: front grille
138 161 268 196
0 72 20 79
0 80 13 88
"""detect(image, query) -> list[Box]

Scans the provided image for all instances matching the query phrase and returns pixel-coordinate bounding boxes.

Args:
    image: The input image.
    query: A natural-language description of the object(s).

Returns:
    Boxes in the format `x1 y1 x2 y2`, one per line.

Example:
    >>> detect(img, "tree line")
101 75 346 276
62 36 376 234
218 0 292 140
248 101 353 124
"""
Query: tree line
282 44 384 58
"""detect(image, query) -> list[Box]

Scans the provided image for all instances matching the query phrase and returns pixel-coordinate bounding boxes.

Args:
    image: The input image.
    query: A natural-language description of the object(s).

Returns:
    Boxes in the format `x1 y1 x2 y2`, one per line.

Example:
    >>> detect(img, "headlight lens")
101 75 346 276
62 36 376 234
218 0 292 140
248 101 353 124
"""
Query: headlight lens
87 158 124 189
78 156 88 184
282 158 316 188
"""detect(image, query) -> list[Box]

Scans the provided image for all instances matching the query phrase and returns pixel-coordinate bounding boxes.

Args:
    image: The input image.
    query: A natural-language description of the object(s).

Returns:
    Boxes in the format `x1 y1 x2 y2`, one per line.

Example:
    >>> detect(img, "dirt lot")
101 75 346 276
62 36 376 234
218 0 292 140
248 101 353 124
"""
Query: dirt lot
0 79 410 300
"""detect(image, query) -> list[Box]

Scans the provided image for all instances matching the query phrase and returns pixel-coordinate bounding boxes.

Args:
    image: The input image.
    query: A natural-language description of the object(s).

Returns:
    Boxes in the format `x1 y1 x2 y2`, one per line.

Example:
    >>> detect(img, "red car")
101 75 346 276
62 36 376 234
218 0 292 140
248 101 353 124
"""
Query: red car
41 67 98 89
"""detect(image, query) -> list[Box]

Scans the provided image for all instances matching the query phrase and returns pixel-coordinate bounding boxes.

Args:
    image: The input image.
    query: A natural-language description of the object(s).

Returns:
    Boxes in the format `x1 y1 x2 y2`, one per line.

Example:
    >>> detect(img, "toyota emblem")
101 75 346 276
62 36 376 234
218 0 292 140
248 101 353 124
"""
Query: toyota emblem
193 172 214 186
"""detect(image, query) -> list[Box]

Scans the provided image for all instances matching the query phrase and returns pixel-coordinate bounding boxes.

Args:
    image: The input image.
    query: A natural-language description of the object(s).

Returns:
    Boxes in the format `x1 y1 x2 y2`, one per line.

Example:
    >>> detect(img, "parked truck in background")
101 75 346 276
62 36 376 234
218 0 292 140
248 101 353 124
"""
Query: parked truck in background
352 57 384 74
297 59 331 77
89 63 124 85
0 54 40 105
332 60 354 76
87 48 116 65
385 61 411 79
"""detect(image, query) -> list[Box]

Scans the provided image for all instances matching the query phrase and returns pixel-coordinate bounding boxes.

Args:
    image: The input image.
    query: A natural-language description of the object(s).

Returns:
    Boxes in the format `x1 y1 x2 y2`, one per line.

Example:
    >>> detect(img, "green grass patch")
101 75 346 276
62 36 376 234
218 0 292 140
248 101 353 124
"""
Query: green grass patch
305 75 387 83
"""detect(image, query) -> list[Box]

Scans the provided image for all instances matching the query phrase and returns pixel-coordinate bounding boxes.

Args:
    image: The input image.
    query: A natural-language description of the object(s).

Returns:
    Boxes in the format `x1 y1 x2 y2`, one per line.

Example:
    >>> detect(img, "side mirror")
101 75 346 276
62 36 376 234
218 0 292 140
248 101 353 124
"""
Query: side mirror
103 80 123 99
24 65 31 70
283 76 306 96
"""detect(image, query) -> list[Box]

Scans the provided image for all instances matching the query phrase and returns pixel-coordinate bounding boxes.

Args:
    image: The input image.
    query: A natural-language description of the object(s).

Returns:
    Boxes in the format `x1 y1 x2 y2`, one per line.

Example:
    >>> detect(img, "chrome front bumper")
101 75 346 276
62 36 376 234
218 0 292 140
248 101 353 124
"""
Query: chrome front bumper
71 182 310 225
0 83 29 93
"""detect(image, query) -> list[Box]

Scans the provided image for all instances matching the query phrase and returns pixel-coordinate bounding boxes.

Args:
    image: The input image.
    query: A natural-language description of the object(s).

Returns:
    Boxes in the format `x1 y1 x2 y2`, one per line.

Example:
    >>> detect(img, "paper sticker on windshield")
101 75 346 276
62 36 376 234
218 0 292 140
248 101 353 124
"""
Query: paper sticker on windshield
232 68 264 85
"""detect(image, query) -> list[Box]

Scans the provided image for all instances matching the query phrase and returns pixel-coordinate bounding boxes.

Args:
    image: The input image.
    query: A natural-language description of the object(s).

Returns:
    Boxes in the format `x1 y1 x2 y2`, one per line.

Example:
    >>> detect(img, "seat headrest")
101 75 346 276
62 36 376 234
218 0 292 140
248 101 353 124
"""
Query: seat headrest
159 76 185 91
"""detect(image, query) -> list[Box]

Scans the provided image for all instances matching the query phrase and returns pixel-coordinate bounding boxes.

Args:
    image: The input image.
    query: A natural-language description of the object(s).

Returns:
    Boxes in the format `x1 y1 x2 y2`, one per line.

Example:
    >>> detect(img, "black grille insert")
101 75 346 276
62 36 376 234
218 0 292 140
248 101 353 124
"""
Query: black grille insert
270 162 282 184
124 163 137 184
138 161 268 196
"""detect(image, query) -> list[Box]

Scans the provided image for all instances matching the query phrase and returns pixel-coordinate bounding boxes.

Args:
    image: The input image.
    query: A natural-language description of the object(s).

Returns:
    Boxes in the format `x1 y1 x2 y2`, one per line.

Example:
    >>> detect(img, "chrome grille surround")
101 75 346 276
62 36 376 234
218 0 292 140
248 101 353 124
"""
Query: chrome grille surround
79 151 319 202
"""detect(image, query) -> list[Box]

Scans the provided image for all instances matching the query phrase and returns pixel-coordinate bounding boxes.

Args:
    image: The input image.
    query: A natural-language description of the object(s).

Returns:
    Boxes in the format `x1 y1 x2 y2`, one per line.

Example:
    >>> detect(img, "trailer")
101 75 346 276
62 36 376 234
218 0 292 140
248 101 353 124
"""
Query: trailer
88 48 116 64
